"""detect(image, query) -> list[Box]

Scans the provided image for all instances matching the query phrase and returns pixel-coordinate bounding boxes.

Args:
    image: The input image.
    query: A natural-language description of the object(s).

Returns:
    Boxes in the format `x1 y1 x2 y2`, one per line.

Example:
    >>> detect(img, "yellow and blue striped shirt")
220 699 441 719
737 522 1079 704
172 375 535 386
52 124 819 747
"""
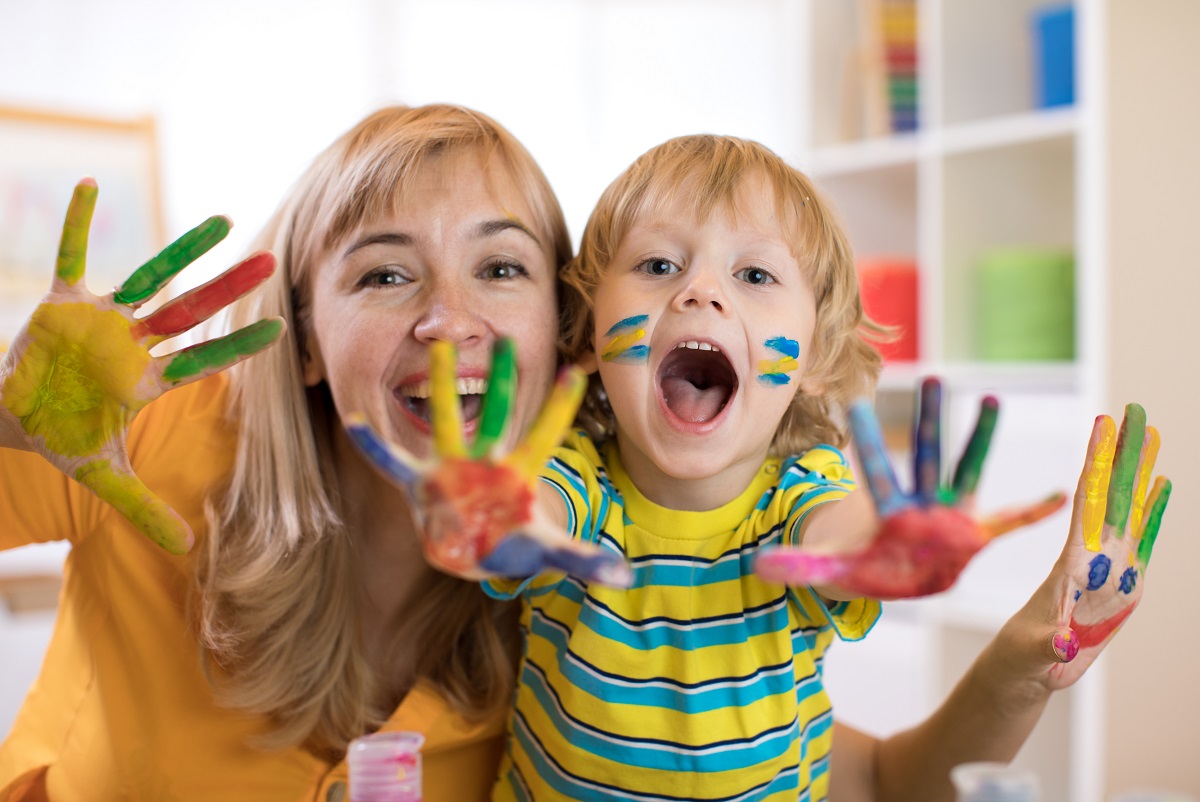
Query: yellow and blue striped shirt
484 431 880 801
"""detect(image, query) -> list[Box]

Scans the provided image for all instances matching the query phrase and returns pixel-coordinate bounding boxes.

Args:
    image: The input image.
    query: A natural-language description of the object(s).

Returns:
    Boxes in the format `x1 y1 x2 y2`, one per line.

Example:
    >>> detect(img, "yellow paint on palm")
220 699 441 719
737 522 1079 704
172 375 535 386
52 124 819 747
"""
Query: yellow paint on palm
1129 425 1160 538
75 458 189 554
507 367 586 480
2 303 148 456
1082 415 1116 551
430 341 466 458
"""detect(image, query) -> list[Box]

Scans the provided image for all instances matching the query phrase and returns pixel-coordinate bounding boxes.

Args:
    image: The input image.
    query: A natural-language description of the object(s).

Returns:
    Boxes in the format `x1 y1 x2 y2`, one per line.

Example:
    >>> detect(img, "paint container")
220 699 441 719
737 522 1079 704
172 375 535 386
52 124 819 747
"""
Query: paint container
1032 4 1075 108
951 761 1039 802
858 256 919 362
348 731 424 802
975 247 1074 361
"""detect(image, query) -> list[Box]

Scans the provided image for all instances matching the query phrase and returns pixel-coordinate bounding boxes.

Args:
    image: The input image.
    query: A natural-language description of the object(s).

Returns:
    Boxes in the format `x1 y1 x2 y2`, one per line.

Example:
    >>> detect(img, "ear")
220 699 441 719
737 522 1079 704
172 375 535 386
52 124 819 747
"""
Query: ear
576 349 600 375
302 338 326 386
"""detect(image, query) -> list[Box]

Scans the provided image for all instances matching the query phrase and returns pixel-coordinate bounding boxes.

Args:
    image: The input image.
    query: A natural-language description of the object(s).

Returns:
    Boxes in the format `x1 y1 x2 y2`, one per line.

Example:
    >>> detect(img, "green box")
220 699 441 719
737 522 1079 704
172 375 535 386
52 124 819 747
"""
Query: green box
975 247 1075 360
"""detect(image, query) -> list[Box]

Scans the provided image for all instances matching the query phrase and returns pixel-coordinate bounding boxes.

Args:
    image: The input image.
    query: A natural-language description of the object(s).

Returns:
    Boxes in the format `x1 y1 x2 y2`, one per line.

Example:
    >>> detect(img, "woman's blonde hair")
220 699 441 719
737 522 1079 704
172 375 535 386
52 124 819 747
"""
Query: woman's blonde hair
561 134 884 455
197 104 571 758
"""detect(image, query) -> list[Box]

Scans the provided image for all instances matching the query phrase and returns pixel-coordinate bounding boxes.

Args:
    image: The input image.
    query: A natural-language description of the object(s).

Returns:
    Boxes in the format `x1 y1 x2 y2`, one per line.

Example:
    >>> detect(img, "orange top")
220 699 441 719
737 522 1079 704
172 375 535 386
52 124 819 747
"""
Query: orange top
0 375 505 802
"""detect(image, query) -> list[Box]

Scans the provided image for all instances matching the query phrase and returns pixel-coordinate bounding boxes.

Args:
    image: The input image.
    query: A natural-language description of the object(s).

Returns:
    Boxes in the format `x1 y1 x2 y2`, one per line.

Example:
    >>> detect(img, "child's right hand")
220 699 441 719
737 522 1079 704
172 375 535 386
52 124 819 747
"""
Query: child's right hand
346 338 633 588
0 178 285 554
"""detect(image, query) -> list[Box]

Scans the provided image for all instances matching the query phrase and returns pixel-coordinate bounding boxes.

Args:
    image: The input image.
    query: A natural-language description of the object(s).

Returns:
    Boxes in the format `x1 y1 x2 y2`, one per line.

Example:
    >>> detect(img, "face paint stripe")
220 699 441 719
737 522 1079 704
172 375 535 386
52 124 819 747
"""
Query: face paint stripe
114 215 231 306
56 180 99 287
763 336 800 359
603 315 648 336
600 331 648 364
1082 415 1116 551
161 318 282 384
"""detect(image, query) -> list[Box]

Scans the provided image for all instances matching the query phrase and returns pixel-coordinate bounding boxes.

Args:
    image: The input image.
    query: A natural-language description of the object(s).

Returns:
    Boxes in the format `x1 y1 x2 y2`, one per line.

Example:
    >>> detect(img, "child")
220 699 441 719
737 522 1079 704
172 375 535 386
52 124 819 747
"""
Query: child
352 134 1053 801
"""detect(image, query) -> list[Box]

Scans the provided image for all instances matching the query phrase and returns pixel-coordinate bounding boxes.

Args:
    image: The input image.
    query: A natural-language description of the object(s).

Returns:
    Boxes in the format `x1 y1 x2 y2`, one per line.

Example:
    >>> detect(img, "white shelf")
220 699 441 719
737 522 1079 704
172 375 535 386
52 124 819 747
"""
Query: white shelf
878 361 1080 394
940 106 1079 156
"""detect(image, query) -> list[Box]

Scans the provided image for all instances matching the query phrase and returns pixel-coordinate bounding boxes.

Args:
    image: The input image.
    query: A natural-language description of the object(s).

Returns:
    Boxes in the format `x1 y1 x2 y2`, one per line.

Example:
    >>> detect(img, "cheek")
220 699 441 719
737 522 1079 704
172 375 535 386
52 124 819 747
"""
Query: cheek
755 335 803 387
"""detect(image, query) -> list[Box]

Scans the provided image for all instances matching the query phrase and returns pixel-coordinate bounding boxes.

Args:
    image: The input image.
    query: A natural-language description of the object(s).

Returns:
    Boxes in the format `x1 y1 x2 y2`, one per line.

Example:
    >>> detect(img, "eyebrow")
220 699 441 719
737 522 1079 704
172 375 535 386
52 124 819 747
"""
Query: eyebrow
342 218 541 258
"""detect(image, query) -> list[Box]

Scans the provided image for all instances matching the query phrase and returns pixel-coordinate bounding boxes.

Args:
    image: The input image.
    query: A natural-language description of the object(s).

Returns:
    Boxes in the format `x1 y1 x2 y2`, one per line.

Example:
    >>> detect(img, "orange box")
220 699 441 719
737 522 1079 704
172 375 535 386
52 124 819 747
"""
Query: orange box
858 257 919 362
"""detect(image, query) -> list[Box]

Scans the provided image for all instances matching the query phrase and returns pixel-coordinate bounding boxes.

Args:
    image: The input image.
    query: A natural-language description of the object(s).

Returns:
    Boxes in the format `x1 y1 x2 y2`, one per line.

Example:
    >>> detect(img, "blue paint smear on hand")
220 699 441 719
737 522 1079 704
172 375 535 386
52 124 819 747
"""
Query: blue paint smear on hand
1118 566 1138 594
1087 553 1111 590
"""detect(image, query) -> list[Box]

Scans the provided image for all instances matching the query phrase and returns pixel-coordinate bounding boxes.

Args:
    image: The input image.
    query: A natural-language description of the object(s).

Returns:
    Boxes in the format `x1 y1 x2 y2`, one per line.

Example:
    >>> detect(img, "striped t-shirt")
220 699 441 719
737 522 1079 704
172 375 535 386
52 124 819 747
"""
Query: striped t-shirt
483 431 881 802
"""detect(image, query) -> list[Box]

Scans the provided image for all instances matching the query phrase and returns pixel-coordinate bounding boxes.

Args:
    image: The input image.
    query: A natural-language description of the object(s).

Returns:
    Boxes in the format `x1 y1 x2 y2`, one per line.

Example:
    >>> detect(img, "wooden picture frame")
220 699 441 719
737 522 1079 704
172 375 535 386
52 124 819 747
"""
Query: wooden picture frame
0 105 165 349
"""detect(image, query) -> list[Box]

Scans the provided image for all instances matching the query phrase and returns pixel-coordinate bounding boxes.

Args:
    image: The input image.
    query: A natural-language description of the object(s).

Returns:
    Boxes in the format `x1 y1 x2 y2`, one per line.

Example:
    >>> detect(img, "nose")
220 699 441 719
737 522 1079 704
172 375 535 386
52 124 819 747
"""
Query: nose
671 266 728 315
412 277 488 346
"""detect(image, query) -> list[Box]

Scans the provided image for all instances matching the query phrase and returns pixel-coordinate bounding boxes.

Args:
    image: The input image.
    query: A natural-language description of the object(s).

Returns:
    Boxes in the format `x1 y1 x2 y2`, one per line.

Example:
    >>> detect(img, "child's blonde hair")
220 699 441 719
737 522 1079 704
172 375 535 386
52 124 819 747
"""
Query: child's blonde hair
561 134 883 454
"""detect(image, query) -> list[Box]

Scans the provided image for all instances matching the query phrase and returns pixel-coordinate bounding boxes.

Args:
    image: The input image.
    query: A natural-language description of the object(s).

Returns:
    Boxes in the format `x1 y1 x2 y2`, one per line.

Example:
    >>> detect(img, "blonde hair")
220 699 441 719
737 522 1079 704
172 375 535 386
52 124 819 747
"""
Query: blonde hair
197 104 570 758
561 134 883 454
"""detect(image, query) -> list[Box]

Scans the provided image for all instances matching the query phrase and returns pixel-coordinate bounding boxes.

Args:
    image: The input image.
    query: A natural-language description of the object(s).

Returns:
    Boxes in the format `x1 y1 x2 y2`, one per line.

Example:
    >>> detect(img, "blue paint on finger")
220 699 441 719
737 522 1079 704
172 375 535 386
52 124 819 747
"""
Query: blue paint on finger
1086 554 1111 590
345 422 419 494
481 536 547 578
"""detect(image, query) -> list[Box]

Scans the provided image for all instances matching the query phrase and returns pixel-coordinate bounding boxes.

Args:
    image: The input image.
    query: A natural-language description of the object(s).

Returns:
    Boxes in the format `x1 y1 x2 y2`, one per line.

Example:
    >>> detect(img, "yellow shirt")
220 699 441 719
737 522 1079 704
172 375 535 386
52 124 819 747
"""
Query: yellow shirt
0 375 504 802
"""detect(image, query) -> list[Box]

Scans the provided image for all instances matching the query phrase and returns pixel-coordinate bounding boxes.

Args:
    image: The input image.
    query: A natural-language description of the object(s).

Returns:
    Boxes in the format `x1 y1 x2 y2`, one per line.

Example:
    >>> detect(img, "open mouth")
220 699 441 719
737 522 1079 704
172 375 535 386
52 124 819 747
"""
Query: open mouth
396 377 488 425
656 341 738 426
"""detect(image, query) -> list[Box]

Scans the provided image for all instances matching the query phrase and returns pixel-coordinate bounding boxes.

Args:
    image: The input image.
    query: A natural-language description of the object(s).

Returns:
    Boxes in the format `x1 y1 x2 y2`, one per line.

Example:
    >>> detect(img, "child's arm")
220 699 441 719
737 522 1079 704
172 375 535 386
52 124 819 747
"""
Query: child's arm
827 404 1170 801
346 339 631 587
0 178 283 554
758 379 1065 601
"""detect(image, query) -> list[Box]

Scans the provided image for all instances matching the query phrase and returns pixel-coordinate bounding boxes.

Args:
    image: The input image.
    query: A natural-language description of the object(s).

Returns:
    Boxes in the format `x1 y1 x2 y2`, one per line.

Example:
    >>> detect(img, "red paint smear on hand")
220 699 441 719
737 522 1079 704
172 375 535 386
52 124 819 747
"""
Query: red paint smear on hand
131 252 275 339
423 459 534 573
1070 604 1136 649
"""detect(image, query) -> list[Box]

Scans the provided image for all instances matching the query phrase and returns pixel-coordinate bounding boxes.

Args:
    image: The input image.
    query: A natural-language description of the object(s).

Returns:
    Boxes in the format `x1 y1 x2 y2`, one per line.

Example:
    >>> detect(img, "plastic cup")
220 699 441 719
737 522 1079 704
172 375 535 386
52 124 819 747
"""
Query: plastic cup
348 730 425 802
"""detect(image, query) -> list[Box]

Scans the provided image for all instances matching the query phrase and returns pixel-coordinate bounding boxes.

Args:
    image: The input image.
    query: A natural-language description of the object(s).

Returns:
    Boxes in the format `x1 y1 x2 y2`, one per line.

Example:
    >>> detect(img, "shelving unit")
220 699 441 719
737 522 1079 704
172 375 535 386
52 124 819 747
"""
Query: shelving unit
796 2 1103 800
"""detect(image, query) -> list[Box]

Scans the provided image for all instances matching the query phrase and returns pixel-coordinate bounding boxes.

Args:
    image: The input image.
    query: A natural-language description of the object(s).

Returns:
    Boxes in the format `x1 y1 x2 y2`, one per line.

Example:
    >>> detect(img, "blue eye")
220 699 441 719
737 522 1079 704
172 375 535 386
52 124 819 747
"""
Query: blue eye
639 258 678 276
736 267 774 286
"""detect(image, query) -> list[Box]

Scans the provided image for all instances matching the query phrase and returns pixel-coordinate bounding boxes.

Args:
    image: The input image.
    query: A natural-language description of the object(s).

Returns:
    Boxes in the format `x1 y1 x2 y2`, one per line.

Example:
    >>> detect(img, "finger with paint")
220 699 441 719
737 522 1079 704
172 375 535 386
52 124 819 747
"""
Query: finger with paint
347 337 631 586
1048 405 1171 677
755 377 1067 598
0 178 284 554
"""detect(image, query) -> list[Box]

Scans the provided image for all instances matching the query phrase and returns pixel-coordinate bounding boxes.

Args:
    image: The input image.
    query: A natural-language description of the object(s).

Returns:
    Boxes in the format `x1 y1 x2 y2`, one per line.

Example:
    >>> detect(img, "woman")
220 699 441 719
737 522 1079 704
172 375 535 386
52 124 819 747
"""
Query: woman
0 104 1167 802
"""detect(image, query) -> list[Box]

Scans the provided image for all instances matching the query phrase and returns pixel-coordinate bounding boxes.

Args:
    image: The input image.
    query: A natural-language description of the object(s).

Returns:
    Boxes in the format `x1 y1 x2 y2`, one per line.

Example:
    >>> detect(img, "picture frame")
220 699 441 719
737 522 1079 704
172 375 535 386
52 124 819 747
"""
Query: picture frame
0 104 165 349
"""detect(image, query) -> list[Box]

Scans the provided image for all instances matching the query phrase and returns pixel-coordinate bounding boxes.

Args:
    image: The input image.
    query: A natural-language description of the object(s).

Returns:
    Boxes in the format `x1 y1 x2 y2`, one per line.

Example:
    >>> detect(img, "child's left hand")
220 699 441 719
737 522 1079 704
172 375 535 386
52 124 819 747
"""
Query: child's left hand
755 378 1066 598
346 339 632 587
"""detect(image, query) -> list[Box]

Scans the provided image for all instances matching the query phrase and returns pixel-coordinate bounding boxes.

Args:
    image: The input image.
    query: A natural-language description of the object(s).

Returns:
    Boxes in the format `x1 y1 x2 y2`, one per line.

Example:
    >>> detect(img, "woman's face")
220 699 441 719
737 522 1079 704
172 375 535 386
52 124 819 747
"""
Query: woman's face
303 152 561 462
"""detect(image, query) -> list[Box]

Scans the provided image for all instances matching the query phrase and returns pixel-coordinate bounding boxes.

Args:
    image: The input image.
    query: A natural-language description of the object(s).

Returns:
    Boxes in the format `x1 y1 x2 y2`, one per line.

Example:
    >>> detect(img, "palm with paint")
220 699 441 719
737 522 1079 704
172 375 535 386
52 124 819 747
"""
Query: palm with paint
756 379 1067 599
0 178 283 554
347 339 632 586
1033 404 1170 681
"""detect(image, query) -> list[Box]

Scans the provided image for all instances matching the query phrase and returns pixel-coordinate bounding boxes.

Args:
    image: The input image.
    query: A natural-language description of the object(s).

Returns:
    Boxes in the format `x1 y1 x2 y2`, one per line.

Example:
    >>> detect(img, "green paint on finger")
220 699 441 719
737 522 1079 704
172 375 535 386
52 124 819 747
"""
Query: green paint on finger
56 181 99 286
952 397 998 496
75 458 190 553
1137 478 1171 568
162 318 282 383
114 215 231 305
472 338 517 458
1106 403 1147 534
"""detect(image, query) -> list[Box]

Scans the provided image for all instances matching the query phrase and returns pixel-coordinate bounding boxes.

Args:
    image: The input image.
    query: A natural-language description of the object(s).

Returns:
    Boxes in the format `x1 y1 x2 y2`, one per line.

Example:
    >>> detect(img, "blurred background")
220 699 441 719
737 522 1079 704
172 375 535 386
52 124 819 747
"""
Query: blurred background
0 1 1196 798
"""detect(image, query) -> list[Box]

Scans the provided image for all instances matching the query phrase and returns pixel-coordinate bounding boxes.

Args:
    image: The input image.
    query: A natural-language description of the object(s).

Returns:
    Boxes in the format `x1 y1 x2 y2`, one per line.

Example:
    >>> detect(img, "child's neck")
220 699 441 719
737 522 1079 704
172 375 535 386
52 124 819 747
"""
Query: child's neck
613 429 770 511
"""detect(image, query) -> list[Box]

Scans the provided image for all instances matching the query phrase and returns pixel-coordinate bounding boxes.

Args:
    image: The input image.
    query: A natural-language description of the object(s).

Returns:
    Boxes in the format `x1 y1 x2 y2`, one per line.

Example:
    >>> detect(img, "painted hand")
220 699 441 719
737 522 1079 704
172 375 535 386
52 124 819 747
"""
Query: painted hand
1040 404 1170 684
0 178 284 553
347 339 633 587
755 378 1066 598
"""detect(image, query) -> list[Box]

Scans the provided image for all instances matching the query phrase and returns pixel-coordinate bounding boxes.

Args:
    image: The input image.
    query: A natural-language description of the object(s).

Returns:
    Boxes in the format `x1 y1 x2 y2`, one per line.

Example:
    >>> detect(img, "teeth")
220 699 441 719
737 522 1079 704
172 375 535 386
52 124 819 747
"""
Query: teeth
675 341 719 352
400 377 489 398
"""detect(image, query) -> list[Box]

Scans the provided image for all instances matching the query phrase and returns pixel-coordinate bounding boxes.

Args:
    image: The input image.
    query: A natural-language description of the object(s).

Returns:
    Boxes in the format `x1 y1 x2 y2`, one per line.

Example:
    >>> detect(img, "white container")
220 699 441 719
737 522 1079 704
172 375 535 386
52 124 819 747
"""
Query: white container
951 761 1039 802
348 730 425 802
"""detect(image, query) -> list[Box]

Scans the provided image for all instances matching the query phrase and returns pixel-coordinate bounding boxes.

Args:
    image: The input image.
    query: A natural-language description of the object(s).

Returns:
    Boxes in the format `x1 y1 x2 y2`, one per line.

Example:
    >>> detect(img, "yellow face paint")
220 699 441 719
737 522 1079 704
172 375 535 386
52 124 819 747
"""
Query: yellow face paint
1082 415 1116 552
3 303 149 456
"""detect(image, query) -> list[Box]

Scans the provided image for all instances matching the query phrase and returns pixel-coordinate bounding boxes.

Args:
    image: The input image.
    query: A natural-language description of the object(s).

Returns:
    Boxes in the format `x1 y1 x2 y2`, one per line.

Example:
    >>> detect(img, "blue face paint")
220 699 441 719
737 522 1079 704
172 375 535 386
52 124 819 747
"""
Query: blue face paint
757 336 800 385
601 314 650 364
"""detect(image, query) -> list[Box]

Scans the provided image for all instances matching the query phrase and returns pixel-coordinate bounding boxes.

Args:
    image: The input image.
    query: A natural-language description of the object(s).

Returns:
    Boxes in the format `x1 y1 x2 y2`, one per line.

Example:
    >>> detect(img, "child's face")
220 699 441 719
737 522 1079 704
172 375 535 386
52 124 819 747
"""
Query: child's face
585 173 820 508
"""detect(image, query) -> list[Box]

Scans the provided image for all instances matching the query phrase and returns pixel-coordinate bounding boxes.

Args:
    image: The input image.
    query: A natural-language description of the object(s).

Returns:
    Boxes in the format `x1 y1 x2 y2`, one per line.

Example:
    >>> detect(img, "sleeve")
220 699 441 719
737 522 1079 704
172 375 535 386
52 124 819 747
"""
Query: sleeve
777 444 880 642
779 444 858 547
481 430 608 601
0 447 88 550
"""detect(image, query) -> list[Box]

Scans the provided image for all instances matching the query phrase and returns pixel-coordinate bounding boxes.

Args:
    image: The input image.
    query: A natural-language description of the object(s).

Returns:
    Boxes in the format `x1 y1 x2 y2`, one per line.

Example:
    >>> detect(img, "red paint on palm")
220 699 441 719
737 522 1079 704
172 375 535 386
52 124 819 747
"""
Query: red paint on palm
421 458 535 574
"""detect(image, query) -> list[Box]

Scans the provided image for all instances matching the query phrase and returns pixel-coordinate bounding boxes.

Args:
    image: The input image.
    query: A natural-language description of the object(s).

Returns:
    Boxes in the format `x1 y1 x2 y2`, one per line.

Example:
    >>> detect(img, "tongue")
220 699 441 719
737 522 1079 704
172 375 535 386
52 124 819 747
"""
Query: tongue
661 375 728 423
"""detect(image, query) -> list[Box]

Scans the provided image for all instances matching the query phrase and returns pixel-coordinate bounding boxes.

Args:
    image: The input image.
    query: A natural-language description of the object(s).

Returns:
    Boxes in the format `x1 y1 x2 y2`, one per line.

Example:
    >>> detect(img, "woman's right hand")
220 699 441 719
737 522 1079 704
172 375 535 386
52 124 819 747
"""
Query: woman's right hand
995 403 1170 691
0 178 285 554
